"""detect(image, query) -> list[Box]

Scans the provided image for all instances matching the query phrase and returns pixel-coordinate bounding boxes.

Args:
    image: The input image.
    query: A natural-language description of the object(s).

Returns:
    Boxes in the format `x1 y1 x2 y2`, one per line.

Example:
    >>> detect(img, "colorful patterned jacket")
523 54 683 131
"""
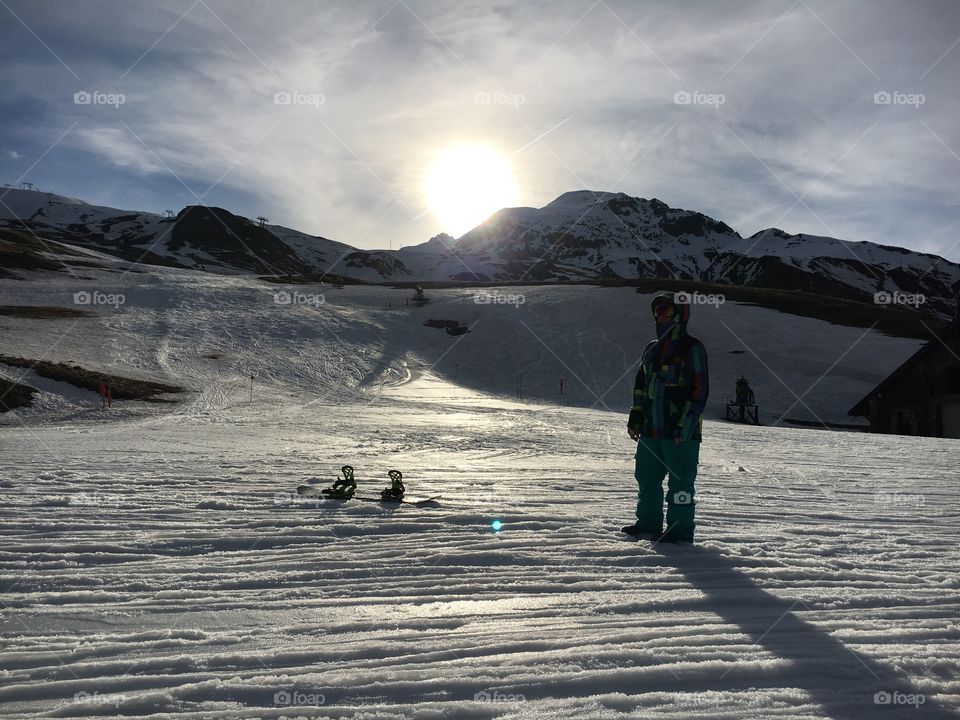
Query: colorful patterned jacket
627 292 709 441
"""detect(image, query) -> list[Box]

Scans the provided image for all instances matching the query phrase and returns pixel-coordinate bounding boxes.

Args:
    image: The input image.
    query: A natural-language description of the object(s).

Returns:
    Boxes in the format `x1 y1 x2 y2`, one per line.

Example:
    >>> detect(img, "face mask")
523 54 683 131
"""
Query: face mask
653 305 675 323
653 303 676 322
654 303 679 342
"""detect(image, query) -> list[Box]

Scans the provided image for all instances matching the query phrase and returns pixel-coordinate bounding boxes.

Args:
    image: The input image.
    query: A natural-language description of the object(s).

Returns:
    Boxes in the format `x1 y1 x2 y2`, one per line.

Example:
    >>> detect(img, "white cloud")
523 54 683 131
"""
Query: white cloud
73 127 168 175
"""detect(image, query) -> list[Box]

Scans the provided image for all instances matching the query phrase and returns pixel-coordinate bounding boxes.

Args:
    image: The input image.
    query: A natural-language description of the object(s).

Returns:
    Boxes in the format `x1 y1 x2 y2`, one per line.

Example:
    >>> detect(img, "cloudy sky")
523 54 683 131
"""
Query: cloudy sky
1 0 958 258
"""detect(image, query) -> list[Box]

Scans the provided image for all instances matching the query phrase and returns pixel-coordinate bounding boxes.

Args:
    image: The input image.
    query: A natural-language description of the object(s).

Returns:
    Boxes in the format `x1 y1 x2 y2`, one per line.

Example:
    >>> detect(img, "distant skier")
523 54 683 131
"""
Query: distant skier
559 377 566 395
98 379 112 409
623 292 709 543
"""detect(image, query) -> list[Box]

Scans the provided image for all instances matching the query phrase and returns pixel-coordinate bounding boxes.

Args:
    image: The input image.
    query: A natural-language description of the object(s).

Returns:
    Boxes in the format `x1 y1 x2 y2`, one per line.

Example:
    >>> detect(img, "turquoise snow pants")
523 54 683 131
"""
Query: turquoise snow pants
634 437 701 541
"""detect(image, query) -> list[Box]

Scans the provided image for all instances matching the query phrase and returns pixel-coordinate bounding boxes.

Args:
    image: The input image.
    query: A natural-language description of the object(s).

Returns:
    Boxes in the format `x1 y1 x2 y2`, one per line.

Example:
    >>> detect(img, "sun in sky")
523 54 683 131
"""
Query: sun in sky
425 144 518 238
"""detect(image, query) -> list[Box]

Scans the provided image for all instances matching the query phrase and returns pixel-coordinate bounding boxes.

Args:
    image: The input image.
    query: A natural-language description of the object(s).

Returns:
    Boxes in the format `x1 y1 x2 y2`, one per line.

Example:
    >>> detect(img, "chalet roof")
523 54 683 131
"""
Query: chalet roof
848 321 960 416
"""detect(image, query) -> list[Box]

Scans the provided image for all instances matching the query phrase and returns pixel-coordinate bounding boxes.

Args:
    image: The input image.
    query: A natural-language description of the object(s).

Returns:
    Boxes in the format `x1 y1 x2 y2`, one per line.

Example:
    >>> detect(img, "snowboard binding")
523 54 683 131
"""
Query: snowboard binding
380 469 405 501
322 465 357 499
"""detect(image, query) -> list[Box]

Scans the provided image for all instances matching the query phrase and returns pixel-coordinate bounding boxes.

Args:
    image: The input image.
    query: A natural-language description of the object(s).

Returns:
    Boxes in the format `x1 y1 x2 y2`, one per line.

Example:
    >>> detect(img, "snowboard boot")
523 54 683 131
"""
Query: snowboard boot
652 529 693 545
622 524 662 539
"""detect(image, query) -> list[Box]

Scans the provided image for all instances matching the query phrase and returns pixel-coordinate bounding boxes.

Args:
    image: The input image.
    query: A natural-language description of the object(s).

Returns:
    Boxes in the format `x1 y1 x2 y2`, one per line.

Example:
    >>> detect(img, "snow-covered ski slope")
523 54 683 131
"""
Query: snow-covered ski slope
0 270 930 428
1 269 957 719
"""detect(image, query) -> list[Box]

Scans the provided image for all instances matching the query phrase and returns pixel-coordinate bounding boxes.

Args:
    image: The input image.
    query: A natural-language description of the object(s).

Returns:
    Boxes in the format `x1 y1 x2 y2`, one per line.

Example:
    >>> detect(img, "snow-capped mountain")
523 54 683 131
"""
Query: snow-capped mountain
422 190 746 281
3 186 958 317
707 226 960 312
0 188 337 276
416 191 960 317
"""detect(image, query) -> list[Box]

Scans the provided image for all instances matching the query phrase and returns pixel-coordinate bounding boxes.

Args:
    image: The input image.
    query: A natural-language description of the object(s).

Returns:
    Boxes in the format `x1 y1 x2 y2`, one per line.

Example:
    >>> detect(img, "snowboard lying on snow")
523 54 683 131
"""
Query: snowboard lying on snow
297 466 440 506
296 484 440 506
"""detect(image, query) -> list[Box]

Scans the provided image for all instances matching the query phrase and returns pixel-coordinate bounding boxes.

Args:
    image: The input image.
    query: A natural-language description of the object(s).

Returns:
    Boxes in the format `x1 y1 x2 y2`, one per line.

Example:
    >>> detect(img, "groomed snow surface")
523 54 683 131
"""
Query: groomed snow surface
1 271 958 719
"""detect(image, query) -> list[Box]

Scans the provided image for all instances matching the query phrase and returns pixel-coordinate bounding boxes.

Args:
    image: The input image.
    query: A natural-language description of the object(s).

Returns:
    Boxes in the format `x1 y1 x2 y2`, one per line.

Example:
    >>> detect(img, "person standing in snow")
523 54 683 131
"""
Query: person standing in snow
98 379 112 409
623 292 709 543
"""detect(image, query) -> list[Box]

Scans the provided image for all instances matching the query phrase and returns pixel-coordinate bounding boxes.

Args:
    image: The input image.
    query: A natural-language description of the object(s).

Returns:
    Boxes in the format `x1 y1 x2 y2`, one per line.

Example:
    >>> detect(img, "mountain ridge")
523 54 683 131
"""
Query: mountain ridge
2 186 958 318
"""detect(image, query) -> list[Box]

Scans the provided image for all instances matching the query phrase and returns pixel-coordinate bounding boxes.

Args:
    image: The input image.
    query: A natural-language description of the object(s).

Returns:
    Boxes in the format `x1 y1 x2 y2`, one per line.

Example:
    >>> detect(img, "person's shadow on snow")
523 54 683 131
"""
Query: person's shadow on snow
651 543 956 719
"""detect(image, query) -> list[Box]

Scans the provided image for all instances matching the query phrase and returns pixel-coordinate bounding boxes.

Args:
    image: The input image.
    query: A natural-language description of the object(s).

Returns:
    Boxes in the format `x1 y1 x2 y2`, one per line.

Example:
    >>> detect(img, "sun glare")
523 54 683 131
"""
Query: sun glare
425 145 517 238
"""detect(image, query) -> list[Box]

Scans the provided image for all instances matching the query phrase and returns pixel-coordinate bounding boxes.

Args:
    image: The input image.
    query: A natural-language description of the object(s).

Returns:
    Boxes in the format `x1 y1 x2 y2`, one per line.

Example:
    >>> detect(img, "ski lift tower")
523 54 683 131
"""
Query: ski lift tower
164 209 175 219
18 181 35 191
256 216 269 229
